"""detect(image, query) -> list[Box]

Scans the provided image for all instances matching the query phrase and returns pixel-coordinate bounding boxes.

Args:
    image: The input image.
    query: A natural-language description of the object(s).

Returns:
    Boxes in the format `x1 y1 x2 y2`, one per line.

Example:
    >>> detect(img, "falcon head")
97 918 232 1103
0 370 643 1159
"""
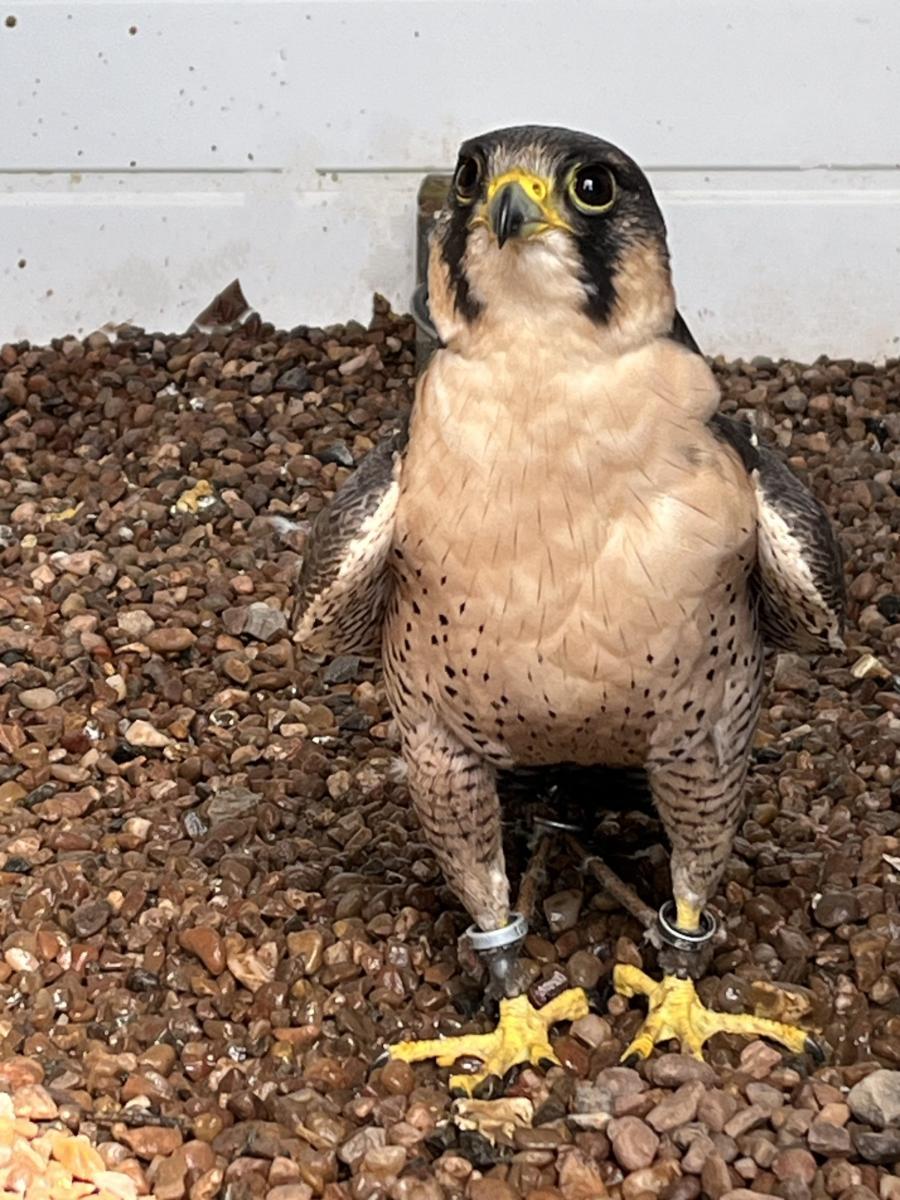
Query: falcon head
428 125 676 353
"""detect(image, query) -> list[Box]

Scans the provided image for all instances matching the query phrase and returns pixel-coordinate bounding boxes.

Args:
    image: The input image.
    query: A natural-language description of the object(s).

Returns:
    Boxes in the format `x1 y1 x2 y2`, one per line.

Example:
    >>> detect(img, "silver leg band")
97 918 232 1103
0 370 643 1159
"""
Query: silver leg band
533 816 583 833
657 901 717 952
464 913 528 952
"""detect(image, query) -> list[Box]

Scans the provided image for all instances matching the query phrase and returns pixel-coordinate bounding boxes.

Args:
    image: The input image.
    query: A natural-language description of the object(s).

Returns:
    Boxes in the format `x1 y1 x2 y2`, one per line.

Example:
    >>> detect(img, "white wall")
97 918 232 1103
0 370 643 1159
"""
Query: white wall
2 0 899 358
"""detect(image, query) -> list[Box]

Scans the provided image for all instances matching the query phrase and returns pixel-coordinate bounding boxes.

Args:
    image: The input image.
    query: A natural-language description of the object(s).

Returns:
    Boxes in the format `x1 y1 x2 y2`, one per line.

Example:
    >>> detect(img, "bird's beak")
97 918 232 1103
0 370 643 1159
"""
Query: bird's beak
485 170 569 247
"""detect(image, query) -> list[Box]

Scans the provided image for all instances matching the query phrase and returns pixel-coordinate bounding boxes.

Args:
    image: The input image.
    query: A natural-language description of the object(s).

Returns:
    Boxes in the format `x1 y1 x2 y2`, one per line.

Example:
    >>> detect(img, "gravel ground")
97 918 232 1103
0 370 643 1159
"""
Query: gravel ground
0 292 899 1200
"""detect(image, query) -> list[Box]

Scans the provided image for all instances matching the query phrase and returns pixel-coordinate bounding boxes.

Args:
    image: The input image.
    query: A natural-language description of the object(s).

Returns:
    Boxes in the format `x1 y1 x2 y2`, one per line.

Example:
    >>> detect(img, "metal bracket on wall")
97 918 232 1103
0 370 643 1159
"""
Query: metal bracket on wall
414 173 450 372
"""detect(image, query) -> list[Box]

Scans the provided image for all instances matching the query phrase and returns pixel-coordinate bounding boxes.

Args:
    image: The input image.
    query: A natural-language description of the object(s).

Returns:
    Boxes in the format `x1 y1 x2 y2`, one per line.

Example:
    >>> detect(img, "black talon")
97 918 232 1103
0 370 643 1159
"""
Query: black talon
449 1086 468 1100
372 1048 390 1068
501 1063 523 1092
472 1073 502 1100
621 1052 641 1069
805 1035 826 1064
454 989 486 1019
586 982 612 1014
538 1056 557 1072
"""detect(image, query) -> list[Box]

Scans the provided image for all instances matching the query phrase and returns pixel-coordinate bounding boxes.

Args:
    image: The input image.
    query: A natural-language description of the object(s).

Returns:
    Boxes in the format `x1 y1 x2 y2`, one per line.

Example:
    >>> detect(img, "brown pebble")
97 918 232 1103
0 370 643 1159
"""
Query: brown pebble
12 1083 58 1119
570 1013 612 1048
379 1060 415 1095
645 1055 717 1088
701 1153 734 1200
773 1148 817 1184
117 1125 184 1160
621 1159 681 1199
566 949 602 989
72 899 112 937
646 1081 705 1132
222 653 252 683
739 1041 783 1080
178 926 226 975
145 627 197 653
17 687 58 711
698 1088 740 1132
286 929 324 974
808 1119 852 1156
609 1115 660 1171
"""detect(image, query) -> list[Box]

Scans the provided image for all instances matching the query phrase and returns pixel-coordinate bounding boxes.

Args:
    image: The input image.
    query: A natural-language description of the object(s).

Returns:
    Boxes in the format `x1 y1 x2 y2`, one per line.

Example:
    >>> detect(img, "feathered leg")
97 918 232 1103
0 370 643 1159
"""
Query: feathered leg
384 720 586 1093
616 732 818 1061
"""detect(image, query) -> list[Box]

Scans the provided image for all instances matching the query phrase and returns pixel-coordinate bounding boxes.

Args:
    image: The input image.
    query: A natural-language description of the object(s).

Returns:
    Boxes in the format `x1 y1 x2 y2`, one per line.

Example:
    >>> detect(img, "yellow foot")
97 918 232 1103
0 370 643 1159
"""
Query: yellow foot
614 965 821 1063
385 988 589 1095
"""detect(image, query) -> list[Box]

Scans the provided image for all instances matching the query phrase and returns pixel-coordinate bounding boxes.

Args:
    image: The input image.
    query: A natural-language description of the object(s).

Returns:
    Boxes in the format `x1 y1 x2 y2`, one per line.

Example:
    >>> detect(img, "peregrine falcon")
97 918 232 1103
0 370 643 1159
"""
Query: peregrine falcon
295 125 845 1092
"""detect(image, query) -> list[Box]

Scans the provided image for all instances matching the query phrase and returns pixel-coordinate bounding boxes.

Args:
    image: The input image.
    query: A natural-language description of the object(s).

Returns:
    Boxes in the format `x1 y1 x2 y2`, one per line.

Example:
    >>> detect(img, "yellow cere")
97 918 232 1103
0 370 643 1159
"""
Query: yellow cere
482 169 573 233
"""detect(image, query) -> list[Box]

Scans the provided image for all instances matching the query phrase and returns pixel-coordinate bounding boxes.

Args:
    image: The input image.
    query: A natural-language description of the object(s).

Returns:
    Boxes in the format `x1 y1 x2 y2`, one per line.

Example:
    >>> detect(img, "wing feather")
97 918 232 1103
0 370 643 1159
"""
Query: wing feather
293 424 407 655
710 414 846 652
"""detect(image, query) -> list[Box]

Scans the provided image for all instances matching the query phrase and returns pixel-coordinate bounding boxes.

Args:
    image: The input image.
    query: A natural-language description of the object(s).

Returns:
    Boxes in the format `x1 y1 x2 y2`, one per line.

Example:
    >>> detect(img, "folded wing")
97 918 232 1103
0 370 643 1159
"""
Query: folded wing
710 413 846 652
293 425 407 655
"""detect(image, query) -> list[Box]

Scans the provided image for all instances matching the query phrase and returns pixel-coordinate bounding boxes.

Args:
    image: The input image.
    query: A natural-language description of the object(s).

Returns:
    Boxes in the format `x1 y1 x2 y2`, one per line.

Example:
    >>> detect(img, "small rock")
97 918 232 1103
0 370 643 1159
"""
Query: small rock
847 1069 900 1129
808 1119 852 1156
339 1127 386 1168
542 889 582 934
739 1040 783 1080
646 1081 705 1132
621 1160 681 1199
813 891 860 928
723 1104 768 1138
0 781 26 807
117 610 156 638
222 654 251 683
190 1167 224 1200
608 1115 659 1171
178 927 225 976
557 1148 609 1199
225 937 278 992
772 653 814 692
852 1127 900 1164
145 627 196 653
701 1154 734 1199
18 687 57 711
118 1125 184 1160
275 366 312 393
0 1057 44 1088
267 1187 313 1200
125 719 172 748
154 1149 189 1200
380 1060 415 1096
13 1083 58 1119
72 899 112 937
317 441 354 467
571 1013 612 1048
469 1181 518 1200
566 949 602 989
644 1054 717 1088
50 1132 106 1181
323 655 361 684
772 1148 817 1184
286 929 324 974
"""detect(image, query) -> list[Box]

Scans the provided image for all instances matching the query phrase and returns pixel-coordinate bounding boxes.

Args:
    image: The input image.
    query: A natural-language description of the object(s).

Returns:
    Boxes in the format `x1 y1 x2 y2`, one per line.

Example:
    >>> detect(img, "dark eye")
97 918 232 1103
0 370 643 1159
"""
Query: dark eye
568 164 616 213
454 155 482 202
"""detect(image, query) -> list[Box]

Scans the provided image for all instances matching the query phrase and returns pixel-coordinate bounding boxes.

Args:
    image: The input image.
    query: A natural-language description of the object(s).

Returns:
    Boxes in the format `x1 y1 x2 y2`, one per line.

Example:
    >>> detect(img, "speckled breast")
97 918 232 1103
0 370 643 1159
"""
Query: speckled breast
383 353 759 770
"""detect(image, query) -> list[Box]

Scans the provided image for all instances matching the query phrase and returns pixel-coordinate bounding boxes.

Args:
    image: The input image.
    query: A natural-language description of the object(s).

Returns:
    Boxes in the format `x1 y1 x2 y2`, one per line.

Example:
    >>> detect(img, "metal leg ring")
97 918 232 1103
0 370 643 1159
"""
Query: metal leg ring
657 901 717 952
465 913 528 952
533 816 583 834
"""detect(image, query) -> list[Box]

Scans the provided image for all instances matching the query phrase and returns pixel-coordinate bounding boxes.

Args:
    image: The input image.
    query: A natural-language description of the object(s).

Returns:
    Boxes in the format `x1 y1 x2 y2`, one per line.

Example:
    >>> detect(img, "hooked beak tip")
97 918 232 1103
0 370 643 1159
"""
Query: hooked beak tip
493 187 517 248
489 181 543 248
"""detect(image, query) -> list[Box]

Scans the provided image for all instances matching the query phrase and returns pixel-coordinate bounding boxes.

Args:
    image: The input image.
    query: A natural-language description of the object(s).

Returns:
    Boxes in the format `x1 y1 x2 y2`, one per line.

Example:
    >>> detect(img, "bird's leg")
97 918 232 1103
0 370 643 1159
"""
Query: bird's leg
382 728 588 1094
615 753 821 1063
